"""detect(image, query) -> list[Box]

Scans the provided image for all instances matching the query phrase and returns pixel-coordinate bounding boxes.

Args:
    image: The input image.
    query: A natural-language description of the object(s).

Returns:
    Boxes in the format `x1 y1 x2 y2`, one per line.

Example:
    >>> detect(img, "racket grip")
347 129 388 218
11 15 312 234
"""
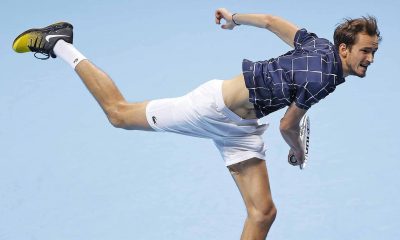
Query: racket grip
289 154 298 165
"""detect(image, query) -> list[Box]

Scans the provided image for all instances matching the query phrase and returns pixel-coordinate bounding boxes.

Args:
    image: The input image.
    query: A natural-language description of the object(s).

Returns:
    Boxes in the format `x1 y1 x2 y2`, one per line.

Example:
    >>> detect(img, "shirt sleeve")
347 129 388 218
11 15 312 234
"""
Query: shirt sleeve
293 28 318 49
294 81 333 110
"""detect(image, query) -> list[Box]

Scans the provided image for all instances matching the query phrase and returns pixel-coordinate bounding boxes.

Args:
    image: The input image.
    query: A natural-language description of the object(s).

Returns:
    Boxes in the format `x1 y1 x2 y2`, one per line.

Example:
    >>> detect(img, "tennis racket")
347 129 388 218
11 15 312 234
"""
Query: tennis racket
288 115 310 170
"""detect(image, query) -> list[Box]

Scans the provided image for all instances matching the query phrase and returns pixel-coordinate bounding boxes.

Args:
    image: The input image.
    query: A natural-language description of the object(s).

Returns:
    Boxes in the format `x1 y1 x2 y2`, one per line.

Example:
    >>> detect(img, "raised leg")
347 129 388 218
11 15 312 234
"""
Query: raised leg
75 60 153 131
12 22 153 131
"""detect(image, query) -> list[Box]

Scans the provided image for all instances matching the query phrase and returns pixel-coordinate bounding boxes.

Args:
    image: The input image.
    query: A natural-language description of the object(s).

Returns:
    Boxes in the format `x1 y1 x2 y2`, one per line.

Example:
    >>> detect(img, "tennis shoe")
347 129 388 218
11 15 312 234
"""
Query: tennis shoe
12 22 73 59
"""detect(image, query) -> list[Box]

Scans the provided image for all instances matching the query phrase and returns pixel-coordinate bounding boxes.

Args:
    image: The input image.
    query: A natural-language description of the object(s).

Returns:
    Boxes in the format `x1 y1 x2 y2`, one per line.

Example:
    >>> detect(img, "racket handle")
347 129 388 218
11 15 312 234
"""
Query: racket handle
289 154 298 165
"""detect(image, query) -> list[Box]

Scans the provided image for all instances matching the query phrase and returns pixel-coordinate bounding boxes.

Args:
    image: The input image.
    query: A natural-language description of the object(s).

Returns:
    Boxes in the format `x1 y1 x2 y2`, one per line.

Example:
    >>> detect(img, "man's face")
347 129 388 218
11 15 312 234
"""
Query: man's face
343 33 379 78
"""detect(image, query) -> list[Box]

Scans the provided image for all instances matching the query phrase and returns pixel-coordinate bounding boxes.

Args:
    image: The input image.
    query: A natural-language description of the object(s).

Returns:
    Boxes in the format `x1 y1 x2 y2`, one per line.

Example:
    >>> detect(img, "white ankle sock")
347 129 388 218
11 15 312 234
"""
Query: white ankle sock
53 40 87 69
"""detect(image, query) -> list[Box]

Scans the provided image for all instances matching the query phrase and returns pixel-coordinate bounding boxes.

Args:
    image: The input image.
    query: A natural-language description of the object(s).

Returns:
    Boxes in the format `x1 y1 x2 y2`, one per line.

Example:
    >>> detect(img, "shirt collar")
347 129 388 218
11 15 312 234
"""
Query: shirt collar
333 46 346 85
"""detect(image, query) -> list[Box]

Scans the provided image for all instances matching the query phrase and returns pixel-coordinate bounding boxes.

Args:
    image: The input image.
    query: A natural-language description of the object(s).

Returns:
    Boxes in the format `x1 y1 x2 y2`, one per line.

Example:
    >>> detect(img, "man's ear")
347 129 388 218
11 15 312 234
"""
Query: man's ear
339 43 348 58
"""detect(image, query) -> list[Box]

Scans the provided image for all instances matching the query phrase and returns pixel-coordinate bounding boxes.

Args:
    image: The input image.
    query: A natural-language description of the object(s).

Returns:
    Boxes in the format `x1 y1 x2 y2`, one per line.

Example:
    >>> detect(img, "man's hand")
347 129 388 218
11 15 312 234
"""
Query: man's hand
280 102 307 164
288 148 305 166
215 8 236 30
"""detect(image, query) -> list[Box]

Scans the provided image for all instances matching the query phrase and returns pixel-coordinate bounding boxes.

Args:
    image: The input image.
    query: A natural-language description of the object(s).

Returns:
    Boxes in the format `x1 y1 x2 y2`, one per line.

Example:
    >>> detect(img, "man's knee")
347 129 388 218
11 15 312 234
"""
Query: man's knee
105 101 127 128
105 101 148 130
248 203 277 227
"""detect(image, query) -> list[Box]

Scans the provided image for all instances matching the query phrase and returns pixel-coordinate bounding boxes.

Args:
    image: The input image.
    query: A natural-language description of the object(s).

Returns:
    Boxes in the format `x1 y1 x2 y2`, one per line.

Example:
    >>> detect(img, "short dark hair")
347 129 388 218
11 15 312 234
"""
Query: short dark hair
333 15 382 49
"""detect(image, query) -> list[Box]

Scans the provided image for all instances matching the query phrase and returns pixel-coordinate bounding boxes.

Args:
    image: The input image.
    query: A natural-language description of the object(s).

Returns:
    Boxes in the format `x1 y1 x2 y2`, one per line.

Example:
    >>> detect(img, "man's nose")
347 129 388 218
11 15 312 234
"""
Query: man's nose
367 53 374 63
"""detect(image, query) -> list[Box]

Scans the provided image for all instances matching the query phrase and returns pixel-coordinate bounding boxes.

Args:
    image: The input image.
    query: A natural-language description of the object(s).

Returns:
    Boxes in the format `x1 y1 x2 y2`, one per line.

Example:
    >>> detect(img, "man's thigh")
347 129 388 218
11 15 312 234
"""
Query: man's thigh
116 100 154 131
228 158 274 213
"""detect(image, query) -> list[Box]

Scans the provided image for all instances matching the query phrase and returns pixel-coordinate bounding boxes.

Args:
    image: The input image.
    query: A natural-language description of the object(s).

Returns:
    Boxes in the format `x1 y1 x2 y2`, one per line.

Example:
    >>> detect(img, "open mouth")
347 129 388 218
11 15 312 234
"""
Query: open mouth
360 63 369 70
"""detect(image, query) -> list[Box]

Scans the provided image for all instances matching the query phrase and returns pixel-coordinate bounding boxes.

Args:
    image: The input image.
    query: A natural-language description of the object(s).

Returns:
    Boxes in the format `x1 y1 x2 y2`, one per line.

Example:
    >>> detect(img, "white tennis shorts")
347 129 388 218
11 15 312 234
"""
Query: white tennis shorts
145 80 269 166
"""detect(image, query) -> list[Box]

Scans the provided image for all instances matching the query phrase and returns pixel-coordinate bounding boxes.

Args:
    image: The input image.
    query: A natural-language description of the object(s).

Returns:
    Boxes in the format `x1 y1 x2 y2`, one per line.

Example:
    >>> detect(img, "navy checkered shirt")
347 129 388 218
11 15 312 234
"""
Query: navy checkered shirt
242 28 345 118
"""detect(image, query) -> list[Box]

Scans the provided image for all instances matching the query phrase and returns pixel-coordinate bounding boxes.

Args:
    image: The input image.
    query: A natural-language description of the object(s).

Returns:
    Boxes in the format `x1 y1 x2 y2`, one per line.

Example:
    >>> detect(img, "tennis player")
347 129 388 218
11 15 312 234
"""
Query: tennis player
12 8 380 239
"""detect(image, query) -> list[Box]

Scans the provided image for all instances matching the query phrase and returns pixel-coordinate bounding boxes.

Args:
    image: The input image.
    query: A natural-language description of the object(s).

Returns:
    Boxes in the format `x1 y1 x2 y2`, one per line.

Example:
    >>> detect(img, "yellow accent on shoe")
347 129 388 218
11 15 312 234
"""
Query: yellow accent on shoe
12 31 42 53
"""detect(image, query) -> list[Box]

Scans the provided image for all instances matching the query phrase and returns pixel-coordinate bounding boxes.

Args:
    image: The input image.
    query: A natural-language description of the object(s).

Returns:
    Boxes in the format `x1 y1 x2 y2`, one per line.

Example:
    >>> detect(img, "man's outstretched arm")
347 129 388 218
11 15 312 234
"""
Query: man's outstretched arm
215 8 299 47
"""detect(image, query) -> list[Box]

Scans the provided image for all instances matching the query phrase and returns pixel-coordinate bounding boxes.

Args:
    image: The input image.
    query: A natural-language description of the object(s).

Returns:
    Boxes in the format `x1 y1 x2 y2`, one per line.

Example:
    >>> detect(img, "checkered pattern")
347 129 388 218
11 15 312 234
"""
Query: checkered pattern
242 28 345 118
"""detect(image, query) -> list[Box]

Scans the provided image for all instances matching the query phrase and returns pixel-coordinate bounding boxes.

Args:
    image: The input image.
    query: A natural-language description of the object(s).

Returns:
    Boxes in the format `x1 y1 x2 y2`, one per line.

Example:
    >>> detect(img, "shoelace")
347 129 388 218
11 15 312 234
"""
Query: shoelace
28 37 50 60
33 52 50 60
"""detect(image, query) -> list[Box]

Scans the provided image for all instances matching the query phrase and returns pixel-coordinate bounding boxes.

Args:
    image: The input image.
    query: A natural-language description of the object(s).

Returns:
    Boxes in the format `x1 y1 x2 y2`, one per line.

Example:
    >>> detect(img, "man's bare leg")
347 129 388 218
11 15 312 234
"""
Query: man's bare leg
228 158 277 240
74 60 152 130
